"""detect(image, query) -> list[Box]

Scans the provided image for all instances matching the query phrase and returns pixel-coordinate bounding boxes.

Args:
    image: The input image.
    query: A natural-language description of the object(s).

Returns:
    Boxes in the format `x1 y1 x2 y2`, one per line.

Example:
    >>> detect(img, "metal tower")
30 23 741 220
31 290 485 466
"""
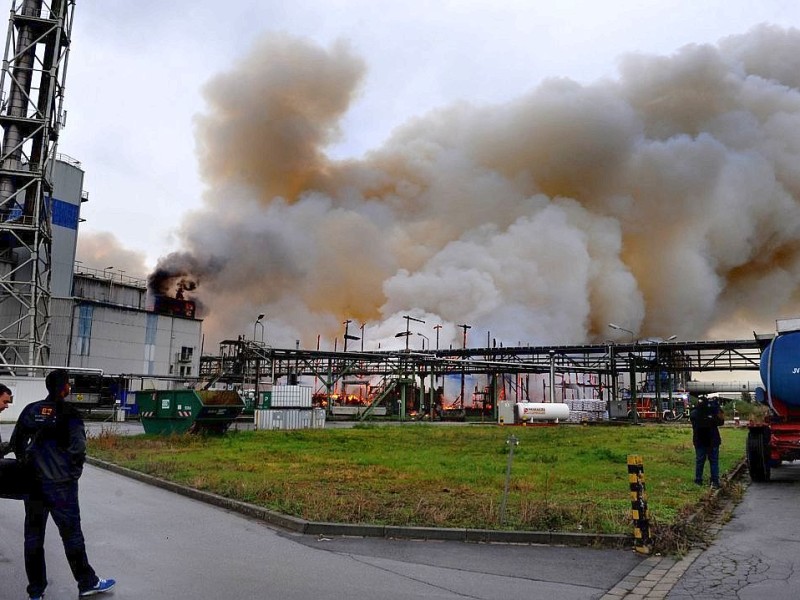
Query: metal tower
0 0 74 370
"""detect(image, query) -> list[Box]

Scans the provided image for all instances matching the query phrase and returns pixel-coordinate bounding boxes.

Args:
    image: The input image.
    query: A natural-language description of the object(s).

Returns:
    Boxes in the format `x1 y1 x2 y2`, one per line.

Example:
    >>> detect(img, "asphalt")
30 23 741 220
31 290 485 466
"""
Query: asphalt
2 420 799 599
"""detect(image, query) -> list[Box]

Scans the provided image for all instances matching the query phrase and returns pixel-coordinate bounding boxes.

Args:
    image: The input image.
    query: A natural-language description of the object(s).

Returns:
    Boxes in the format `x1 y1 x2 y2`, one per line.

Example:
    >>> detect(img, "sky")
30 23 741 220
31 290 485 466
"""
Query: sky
61 0 800 349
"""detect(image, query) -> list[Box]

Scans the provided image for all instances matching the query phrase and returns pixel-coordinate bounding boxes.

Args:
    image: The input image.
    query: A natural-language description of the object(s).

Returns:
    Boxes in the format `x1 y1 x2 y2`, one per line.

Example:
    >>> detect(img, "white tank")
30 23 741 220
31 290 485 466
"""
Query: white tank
515 402 570 423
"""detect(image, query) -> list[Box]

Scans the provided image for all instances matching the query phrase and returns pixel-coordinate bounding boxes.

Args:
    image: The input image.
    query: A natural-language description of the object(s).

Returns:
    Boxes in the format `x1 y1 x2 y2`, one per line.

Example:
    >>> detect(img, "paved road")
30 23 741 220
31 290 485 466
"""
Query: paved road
666 461 800 600
0 464 642 600
12 421 800 599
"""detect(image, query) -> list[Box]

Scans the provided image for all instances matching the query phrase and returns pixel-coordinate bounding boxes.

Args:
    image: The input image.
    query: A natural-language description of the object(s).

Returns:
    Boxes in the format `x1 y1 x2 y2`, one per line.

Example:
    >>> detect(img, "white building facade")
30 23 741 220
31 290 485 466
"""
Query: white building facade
46 156 202 379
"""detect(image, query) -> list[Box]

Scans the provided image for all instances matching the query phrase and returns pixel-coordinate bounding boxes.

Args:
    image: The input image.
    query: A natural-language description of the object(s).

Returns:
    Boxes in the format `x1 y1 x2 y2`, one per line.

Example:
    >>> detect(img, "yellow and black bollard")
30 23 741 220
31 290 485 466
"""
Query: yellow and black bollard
627 454 652 554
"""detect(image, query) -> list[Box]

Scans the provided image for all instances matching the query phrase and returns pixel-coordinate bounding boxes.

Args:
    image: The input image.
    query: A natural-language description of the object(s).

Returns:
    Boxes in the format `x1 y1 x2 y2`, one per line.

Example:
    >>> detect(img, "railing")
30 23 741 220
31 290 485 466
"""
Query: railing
73 263 147 288
55 152 82 168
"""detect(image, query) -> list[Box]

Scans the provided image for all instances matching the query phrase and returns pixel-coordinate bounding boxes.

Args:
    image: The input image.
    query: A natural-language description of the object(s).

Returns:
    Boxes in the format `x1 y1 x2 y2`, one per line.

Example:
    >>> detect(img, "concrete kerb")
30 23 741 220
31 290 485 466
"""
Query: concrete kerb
599 459 751 599
87 456 633 548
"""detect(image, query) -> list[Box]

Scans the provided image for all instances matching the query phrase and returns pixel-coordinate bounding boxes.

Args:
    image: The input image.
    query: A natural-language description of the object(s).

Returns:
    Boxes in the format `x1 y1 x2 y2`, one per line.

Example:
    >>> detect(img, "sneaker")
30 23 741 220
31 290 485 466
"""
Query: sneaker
79 578 116 597
710 482 721 490
694 480 703 486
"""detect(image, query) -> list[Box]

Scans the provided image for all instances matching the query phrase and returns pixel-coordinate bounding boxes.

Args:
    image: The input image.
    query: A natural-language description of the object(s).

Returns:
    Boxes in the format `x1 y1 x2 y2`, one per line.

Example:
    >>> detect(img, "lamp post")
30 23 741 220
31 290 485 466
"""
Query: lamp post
253 313 265 342
608 322 635 341
104 266 114 300
395 315 425 351
343 319 360 352
417 332 429 350
457 323 471 409
655 335 677 416
433 324 442 350
609 323 637 422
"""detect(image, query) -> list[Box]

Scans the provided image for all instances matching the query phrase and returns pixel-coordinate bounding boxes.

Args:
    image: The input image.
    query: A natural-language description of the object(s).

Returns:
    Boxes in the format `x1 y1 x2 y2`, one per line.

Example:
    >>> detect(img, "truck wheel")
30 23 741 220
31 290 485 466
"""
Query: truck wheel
747 429 771 482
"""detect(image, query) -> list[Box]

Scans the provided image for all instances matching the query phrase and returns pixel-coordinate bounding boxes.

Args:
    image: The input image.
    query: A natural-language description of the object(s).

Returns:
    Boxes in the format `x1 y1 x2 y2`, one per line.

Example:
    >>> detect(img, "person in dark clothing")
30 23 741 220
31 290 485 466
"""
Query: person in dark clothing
690 396 725 489
11 369 115 599
1 382 28 500
0 382 12 454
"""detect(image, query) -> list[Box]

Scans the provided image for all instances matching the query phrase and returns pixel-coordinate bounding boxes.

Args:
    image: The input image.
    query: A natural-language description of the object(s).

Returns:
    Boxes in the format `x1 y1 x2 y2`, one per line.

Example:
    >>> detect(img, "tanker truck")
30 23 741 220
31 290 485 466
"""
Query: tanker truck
748 319 800 481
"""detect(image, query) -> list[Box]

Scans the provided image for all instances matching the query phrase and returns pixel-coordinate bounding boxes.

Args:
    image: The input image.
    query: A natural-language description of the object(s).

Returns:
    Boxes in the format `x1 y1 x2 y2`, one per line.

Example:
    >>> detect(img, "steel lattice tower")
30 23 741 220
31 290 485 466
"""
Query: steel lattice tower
0 0 74 369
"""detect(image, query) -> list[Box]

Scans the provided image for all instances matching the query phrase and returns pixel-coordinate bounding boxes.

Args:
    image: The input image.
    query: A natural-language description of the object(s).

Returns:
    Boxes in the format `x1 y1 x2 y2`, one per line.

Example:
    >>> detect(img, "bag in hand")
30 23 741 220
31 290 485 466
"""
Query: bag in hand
0 457 32 499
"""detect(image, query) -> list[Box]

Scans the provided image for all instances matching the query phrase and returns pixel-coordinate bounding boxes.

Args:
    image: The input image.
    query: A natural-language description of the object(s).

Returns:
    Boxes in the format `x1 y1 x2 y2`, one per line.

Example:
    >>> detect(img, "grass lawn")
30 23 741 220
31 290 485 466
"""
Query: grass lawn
89 423 747 537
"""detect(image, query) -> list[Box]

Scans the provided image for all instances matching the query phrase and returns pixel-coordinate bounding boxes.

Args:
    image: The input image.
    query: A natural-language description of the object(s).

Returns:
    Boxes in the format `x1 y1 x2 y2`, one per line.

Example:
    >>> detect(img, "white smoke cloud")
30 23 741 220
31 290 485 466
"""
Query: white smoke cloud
155 25 800 349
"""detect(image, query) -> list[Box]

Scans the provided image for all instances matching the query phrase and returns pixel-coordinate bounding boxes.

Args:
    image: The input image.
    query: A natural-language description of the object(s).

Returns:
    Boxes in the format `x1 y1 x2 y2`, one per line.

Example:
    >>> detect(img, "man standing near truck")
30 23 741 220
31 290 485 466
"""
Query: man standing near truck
11 369 115 598
690 395 725 489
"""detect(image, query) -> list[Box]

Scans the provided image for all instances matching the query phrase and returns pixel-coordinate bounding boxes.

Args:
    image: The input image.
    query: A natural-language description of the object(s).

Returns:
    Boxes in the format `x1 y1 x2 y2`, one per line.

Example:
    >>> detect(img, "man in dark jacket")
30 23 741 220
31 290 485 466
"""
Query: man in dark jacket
0 382 30 500
11 369 115 599
690 396 725 489
0 382 12 454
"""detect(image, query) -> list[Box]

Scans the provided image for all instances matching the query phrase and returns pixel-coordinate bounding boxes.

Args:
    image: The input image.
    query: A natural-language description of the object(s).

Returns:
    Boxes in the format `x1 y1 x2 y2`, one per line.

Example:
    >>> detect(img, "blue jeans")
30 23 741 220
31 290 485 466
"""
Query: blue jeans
24 479 98 597
695 445 720 485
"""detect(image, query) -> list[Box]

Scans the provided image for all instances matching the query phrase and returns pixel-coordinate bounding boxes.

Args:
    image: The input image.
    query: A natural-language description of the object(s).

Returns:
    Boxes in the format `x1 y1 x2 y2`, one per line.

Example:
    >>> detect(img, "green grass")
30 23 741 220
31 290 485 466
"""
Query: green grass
88 423 747 537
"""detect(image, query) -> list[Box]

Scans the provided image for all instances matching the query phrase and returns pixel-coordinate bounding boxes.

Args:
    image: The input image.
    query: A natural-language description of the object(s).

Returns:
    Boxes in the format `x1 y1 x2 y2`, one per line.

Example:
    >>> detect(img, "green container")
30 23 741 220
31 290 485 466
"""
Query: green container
258 391 272 409
136 389 245 435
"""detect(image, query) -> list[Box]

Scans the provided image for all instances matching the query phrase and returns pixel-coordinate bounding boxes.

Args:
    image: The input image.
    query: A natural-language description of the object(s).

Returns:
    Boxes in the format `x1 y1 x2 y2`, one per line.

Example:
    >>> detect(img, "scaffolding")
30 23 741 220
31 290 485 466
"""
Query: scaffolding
198 338 763 420
0 0 75 369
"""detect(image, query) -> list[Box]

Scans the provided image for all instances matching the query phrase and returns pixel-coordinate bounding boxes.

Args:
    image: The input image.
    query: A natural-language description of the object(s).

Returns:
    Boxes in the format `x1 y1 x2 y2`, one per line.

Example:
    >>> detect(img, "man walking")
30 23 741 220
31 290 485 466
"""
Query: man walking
690 395 725 489
11 369 115 599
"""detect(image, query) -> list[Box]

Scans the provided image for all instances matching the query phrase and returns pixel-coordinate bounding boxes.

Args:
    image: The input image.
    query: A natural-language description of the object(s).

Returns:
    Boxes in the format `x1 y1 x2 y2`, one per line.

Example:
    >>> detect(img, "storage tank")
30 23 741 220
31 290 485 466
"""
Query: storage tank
760 330 800 409
514 402 570 423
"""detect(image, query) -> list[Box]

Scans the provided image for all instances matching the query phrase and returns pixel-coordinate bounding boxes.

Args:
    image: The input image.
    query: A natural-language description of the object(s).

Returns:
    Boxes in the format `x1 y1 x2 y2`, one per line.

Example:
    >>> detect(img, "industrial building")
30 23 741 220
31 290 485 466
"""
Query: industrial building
0 152 203 399
45 155 202 379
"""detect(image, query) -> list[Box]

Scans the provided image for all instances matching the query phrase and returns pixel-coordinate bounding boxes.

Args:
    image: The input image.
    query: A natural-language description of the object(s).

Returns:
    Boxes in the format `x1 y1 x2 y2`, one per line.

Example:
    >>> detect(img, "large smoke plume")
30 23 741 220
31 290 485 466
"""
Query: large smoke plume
154 26 800 349
77 231 149 277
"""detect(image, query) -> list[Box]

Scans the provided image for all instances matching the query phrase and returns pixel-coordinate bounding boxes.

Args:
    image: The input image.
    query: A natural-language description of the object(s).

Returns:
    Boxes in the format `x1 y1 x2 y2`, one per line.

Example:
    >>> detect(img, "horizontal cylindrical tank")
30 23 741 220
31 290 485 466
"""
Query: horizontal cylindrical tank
515 402 570 422
760 331 800 408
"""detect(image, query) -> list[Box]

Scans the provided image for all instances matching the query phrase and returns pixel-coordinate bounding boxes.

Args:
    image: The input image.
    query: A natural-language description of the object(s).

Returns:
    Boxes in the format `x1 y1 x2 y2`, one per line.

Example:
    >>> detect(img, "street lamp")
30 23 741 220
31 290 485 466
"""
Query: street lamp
417 332 429 350
655 335 678 415
608 322 635 340
254 313 265 342
457 323 471 409
433 324 442 350
395 315 426 351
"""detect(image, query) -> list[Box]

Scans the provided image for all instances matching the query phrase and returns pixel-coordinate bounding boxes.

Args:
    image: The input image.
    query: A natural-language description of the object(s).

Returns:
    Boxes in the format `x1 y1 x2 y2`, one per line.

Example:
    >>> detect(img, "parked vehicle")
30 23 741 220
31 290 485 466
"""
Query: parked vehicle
748 319 800 481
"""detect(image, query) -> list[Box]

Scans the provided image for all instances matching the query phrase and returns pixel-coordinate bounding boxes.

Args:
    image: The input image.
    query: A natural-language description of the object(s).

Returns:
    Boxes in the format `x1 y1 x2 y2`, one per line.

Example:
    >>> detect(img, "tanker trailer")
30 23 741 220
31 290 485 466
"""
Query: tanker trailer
748 322 800 481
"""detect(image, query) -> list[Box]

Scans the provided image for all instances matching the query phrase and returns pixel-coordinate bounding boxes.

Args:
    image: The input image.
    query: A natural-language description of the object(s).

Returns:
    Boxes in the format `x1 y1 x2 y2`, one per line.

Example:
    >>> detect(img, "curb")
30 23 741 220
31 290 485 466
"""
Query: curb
86 457 632 548
602 458 750 599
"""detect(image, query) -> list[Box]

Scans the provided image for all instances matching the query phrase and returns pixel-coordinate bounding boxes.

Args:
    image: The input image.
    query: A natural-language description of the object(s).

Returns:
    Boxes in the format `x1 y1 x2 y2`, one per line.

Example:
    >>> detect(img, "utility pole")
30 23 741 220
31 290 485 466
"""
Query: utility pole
343 319 360 352
401 315 425 351
457 323 471 409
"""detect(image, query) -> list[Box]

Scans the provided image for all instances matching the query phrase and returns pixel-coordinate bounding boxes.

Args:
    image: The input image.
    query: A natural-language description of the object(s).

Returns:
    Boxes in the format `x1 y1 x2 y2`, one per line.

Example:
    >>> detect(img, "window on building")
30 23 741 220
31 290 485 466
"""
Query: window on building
180 346 193 361
77 305 93 356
